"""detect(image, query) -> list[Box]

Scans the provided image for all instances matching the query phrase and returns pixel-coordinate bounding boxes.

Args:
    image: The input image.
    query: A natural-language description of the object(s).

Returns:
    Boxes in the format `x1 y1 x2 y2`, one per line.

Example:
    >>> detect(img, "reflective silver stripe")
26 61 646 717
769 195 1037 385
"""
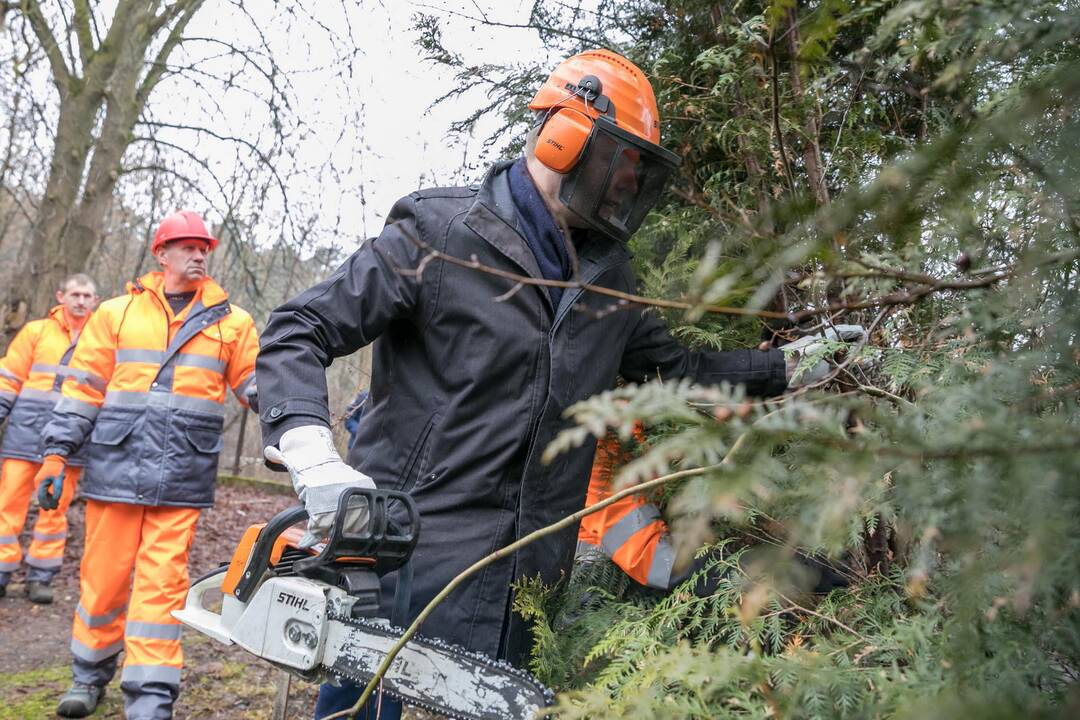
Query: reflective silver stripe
125 621 182 641
29 364 106 391
25 554 63 569
120 664 182 686
645 536 676 590
76 603 126 628
177 353 226 373
116 349 166 364
0 560 18 571
600 504 663 556
71 637 124 662
0 534 17 544
17 387 60 402
0 367 21 383
32 531 67 542
70 369 108 392
56 396 101 420
31 363 71 375
104 390 225 417
116 349 225 374
234 373 255 399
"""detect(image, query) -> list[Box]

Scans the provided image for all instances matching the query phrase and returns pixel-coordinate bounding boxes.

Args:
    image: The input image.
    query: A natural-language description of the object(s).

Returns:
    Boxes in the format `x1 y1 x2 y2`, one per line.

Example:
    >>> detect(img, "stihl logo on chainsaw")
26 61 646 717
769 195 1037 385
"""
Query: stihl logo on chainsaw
276 591 310 611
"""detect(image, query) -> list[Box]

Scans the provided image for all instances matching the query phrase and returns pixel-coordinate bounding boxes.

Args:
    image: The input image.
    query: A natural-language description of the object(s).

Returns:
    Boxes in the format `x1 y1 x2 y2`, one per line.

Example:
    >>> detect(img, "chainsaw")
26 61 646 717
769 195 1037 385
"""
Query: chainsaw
174 487 553 719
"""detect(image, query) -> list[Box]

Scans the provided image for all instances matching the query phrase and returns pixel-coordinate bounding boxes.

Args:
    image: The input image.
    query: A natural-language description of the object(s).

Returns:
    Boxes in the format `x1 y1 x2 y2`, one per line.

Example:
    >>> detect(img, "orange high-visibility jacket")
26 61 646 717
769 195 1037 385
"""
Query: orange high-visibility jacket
577 423 677 589
0 306 94 465
41 272 258 507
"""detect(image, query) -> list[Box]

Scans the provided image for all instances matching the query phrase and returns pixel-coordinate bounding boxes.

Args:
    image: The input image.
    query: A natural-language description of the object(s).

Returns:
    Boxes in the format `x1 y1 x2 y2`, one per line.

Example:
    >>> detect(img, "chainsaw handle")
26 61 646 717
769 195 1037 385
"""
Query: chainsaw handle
233 487 420 603
298 486 420 578
233 505 308 602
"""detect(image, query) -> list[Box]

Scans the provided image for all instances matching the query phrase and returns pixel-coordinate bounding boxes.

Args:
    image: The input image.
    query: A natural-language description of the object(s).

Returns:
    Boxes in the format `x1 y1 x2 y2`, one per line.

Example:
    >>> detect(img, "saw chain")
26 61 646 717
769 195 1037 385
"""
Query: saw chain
321 612 554 720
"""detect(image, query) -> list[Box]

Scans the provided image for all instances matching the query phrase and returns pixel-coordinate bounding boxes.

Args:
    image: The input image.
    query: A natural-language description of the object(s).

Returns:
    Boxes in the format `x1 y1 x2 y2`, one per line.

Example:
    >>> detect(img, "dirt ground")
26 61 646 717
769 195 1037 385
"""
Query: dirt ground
0 483 436 719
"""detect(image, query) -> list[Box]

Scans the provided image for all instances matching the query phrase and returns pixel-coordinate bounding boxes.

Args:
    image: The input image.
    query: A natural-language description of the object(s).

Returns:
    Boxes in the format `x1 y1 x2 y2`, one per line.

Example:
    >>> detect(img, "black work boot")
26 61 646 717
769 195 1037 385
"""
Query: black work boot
56 683 105 718
0 583 6 599
27 580 54 604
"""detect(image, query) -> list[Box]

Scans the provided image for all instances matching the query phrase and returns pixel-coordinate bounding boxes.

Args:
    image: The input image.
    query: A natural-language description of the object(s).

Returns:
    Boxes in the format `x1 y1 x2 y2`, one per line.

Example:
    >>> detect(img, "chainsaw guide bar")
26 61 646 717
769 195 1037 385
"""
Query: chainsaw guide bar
321 613 553 720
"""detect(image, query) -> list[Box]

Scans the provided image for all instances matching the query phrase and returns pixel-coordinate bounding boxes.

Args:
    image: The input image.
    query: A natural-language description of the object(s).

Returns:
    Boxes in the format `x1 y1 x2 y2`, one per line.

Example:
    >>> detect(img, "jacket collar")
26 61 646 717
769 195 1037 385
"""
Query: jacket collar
48 304 89 340
464 160 630 292
464 160 545 282
128 272 229 315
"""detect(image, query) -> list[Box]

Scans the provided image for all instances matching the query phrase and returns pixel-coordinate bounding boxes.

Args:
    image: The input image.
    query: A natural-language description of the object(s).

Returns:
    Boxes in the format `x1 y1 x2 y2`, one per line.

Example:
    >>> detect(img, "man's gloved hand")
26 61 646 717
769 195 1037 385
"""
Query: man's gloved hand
35 455 67 511
263 425 375 548
243 383 259 413
782 324 866 388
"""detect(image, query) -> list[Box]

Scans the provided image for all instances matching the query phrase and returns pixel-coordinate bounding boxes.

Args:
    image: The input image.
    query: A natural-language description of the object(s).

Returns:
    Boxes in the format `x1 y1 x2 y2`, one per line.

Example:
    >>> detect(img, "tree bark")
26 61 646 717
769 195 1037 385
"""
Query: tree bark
2 1 206 350
785 8 830 207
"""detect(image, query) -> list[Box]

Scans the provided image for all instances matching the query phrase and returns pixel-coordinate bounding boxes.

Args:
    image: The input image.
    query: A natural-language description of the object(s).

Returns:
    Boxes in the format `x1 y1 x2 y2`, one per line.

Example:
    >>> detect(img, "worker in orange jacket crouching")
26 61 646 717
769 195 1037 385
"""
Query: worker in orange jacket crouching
0 274 98 604
38 211 259 720
578 421 852 597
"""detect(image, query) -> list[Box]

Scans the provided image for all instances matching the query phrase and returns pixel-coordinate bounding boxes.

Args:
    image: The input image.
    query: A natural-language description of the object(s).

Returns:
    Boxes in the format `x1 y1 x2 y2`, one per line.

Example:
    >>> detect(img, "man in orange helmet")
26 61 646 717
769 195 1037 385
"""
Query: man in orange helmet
256 49 858 718
39 211 260 719
0 274 98 604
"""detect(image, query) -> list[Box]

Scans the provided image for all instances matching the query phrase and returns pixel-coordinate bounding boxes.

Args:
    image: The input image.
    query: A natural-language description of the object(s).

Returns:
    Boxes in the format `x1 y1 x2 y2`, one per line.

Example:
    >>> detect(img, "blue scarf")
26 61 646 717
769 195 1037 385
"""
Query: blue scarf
508 158 572 307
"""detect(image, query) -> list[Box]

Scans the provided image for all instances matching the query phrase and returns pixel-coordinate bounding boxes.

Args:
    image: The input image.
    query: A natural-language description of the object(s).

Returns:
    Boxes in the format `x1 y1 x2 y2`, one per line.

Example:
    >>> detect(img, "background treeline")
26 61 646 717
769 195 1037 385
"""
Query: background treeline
419 0 1080 717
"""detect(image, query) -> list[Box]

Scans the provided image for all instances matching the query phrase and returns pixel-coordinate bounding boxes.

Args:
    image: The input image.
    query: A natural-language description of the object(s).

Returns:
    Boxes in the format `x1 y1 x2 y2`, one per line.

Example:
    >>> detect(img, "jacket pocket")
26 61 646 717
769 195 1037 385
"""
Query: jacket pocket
396 412 440 493
90 418 137 446
162 411 224 506
185 426 224 454
85 415 141 500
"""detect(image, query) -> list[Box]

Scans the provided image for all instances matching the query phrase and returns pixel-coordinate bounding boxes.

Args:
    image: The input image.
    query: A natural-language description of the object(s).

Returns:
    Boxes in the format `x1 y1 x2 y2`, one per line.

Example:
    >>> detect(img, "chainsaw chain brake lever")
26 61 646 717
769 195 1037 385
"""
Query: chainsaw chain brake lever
233 487 419 605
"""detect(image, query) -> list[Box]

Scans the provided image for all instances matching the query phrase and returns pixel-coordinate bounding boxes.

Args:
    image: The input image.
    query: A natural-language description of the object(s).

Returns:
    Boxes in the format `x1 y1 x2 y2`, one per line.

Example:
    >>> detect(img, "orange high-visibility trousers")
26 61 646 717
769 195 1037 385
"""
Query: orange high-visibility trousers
70 500 199 719
0 457 80 582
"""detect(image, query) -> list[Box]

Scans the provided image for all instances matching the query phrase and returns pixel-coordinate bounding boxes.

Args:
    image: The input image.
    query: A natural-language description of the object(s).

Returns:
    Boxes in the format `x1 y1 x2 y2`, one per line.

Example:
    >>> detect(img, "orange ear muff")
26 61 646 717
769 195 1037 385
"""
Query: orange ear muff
534 108 594 173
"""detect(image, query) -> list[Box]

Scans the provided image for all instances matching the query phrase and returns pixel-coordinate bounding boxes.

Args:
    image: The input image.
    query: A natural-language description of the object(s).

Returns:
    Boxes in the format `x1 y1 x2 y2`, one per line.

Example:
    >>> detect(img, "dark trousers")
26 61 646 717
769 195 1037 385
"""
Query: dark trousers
314 682 402 720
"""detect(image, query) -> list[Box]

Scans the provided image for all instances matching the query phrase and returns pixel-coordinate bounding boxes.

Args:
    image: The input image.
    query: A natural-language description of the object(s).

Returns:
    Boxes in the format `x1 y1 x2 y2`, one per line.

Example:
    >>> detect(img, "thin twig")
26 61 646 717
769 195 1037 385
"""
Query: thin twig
776 591 872 644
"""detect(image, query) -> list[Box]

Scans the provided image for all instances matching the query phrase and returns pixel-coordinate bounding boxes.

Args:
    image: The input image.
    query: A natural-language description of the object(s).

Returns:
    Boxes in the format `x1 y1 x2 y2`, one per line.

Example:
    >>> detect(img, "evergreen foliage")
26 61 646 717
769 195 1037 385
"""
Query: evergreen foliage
420 0 1080 716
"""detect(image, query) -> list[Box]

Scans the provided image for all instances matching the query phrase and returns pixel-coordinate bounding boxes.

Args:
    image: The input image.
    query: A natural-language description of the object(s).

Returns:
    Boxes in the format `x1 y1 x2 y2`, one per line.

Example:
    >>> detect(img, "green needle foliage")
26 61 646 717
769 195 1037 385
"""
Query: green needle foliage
421 0 1080 716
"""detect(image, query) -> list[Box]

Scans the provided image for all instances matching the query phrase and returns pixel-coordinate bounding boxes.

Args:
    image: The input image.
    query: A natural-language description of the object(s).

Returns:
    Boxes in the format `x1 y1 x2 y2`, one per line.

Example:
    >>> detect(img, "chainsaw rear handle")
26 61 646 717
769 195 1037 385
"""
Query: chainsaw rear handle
233 486 419 603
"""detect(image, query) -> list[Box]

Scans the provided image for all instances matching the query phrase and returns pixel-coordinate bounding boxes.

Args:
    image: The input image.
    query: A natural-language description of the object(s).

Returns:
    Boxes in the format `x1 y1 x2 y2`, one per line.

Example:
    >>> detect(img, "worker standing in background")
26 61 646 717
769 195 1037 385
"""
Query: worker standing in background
0 274 98 604
38 211 260 720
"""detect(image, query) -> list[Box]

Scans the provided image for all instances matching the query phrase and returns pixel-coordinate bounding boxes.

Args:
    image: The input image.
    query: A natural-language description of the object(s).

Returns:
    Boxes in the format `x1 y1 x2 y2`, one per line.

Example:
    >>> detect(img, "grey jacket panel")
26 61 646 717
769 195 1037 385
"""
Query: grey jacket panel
257 160 787 664
79 403 223 508
1 395 89 466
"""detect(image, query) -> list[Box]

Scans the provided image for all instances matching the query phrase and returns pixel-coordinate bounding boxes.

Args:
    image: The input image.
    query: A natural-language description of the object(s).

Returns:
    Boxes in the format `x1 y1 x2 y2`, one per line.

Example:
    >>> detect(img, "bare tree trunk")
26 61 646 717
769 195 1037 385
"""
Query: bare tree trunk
11 92 101 328
785 8 830 208
2 0 206 351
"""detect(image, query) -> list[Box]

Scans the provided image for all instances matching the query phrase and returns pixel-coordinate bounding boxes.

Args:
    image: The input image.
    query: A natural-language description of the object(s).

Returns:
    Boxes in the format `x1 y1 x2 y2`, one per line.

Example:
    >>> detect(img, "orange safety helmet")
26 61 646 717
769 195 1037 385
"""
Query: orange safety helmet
151 210 218 254
527 49 680 242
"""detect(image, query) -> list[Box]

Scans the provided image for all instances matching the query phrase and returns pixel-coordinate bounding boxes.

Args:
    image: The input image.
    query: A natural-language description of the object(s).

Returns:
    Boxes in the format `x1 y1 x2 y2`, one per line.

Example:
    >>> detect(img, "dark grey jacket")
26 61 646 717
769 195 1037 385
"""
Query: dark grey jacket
257 160 787 665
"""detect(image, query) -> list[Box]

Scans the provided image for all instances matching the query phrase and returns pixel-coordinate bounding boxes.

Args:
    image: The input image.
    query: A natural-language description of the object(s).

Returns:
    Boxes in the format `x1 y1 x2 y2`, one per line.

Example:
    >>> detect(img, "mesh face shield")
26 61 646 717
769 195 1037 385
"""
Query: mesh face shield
558 117 681 242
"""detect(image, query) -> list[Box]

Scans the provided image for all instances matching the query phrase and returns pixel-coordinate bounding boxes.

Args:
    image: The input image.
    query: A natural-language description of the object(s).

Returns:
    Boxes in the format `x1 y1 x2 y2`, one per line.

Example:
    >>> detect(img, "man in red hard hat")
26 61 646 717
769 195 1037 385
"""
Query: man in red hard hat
39 211 260 719
255 49 860 719
0 274 98 605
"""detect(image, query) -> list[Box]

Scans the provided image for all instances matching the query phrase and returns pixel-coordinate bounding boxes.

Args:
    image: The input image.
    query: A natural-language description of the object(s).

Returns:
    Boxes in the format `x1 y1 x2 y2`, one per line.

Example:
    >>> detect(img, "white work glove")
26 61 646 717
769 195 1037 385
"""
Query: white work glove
782 324 867 388
264 425 375 548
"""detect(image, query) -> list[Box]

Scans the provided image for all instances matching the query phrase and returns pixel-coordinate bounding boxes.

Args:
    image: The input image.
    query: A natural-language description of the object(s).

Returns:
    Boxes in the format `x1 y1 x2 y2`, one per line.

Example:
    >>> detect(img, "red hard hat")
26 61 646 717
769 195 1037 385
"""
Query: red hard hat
152 210 218 254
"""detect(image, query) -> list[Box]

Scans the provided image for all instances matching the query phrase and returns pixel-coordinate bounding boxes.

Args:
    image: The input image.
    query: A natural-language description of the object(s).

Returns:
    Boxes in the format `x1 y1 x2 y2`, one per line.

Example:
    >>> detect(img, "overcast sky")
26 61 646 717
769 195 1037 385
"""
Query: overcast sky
158 0 572 250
